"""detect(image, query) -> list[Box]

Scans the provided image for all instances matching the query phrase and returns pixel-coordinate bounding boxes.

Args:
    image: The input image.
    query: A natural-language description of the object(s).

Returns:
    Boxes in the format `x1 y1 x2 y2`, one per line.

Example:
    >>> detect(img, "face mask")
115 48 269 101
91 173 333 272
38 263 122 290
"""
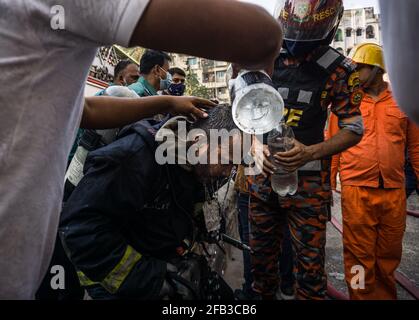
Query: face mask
284 40 322 57
168 83 186 96
159 68 172 91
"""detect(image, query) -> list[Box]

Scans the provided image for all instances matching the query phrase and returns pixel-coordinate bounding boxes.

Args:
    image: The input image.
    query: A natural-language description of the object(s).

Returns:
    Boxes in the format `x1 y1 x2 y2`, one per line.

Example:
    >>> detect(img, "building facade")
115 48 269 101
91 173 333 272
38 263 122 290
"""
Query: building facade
332 6 382 56
86 7 381 99
170 54 230 103
85 48 231 103
85 46 144 97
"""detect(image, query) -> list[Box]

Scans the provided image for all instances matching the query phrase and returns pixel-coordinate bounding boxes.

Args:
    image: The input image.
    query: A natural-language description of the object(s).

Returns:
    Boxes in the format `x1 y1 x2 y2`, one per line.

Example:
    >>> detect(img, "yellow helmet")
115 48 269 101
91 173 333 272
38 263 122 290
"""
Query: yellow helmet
349 43 385 71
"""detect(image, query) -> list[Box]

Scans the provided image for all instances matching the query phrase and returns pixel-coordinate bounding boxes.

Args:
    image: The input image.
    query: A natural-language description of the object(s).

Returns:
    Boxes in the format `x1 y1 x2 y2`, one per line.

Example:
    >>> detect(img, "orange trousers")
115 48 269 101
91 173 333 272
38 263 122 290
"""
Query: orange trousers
341 186 406 300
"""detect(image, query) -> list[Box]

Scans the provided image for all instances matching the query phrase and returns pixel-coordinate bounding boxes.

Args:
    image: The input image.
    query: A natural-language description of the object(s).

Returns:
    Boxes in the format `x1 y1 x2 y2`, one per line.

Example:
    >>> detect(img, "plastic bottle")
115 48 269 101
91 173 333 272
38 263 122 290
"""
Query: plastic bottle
267 123 298 197
230 70 284 135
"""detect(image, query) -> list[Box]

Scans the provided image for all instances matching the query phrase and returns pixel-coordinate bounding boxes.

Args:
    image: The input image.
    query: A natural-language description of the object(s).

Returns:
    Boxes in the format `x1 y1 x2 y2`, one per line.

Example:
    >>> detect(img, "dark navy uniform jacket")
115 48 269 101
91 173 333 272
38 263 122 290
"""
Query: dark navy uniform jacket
60 121 203 299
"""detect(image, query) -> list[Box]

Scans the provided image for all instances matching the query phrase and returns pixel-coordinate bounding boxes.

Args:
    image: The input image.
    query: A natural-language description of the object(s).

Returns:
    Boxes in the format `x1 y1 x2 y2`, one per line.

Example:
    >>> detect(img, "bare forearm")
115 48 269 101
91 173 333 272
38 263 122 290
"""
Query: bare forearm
81 96 171 129
308 129 362 161
131 0 282 70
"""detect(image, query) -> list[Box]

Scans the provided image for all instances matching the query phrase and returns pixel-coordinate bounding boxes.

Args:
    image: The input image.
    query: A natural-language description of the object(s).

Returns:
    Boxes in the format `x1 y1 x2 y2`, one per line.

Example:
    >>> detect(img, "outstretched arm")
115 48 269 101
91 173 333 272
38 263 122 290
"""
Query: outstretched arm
81 95 216 129
274 69 364 172
274 129 361 173
131 0 283 71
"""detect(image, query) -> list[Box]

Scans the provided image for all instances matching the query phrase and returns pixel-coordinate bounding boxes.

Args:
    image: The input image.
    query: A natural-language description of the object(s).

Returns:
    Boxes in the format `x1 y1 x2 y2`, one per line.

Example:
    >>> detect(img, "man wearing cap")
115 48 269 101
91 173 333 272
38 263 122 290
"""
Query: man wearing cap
245 0 365 300
328 43 419 300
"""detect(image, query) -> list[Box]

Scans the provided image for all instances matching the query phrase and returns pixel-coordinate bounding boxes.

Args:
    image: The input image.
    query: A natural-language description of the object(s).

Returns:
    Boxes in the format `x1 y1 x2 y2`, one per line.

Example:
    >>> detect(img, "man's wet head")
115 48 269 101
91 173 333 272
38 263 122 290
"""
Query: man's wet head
189 105 241 182
156 105 242 183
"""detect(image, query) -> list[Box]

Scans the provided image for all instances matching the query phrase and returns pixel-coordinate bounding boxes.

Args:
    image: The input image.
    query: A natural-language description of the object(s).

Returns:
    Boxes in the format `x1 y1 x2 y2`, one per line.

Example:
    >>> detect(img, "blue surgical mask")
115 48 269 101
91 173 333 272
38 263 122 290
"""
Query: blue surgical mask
168 83 186 96
159 69 172 91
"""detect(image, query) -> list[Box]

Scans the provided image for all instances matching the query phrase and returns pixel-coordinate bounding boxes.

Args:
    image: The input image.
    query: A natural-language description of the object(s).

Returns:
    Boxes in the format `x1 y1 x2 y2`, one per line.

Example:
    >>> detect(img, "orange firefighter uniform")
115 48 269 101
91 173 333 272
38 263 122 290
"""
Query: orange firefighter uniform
328 88 419 300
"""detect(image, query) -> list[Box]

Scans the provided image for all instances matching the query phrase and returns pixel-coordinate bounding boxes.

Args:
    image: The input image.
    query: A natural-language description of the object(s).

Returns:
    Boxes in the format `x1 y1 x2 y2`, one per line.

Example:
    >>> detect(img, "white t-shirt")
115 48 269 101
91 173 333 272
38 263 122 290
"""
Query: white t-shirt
0 0 149 299
380 0 419 124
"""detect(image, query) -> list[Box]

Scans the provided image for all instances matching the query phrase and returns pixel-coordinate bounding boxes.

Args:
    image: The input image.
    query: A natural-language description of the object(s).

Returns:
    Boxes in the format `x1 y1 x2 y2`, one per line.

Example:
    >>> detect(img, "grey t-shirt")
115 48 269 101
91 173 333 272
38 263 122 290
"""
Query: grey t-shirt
0 0 149 299
380 0 419 124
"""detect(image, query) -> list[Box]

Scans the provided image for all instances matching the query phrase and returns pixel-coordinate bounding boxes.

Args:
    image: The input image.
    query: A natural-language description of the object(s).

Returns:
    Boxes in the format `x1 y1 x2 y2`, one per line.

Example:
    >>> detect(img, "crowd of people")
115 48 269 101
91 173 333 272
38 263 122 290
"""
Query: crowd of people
0 0 418 301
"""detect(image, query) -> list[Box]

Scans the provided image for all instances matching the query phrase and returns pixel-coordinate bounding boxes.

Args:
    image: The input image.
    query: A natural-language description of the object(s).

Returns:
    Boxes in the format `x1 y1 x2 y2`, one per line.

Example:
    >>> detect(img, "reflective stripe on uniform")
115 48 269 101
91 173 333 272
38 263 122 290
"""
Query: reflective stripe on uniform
317 49 340 69
77 245 142 294
77 271 99 287
101 245 142 294
297 90 313 104
278 87 290 100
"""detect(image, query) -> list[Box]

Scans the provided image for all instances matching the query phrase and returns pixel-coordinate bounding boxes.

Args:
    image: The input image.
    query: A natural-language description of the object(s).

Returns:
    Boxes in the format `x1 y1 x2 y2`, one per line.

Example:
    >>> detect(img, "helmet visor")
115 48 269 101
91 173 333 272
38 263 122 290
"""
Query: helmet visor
275 0 343 41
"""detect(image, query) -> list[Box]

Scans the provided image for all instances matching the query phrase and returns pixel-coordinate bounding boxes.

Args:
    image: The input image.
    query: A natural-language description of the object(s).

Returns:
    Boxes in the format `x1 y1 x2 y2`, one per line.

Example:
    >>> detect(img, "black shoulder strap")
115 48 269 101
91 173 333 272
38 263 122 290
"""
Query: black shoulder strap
312 46 346 74
276 49 289 69
276 46 346 75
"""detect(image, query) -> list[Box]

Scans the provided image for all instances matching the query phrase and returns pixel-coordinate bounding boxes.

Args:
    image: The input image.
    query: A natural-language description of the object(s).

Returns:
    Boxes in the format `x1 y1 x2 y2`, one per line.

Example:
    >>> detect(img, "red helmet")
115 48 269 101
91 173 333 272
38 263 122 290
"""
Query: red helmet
275 0 344 42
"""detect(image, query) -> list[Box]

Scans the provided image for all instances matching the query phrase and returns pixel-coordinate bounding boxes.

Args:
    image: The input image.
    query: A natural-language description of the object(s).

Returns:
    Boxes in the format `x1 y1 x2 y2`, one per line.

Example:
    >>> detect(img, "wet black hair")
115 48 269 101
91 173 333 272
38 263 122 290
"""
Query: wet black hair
191 104 238 136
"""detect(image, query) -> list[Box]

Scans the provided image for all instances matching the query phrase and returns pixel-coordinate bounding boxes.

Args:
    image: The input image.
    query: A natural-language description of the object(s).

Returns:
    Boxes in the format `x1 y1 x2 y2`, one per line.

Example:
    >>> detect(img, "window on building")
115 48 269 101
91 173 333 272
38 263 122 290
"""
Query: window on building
203 73 215 83
365 7 374 19
346 28 352 37
203 73 209 83
217 88 227 95
216 71 226 81
187 57 198 66
202 59 214 68
356 28 363 37
334 29 343 42
366 25 375 39
215 61 227 67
